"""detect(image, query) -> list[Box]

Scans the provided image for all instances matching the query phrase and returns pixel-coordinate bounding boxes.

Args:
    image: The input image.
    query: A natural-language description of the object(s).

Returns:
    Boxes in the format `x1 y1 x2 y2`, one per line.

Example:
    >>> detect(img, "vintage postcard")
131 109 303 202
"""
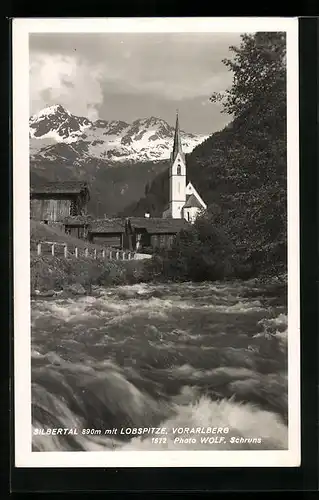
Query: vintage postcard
13 17 300 467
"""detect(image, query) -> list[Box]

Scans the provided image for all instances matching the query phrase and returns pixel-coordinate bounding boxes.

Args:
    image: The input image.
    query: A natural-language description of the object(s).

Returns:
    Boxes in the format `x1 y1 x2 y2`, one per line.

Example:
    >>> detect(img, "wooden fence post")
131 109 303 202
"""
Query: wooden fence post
37 243 41 256
75 247 78 258
64 245 68 258
51 243 55 256
85 248 89 258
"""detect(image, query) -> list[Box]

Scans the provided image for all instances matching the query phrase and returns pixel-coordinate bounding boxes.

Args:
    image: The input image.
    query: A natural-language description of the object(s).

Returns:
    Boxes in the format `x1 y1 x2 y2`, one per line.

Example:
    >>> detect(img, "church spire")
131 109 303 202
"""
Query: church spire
171 109 184 162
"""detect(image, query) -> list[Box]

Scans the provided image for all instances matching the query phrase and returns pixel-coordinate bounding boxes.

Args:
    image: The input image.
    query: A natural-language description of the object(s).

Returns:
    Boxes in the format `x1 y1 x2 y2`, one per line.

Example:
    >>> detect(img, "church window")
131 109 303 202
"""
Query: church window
177 165 181 175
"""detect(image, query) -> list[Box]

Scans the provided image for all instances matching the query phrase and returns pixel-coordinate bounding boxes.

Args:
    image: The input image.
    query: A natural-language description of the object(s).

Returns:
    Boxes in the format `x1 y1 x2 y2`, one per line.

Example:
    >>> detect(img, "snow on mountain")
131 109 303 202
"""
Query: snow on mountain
30 105 208 164
30 104 91 144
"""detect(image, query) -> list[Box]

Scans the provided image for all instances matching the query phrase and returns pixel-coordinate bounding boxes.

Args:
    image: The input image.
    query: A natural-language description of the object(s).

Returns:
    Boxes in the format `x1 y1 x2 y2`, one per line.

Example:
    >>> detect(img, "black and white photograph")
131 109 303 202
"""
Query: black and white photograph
13 17 300 467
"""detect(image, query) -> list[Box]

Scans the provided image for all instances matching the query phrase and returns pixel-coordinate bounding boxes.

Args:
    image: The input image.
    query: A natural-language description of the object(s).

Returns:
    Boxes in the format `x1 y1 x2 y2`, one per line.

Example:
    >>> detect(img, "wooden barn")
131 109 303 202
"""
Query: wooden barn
125 217 189 252
88 219 127 249
30 181 90 223
63 215 92 239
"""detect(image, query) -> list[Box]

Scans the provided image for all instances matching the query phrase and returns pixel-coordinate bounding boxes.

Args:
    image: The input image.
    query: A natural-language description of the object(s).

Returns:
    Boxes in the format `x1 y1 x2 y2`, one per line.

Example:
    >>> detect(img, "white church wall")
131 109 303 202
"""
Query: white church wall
171 202 184 219
169 154 186 219
183 206 201 223
171 153 186 176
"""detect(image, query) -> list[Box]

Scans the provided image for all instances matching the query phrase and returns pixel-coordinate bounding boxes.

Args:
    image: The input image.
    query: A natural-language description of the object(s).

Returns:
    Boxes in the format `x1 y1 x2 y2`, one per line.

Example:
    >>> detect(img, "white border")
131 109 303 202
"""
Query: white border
13 17 300 468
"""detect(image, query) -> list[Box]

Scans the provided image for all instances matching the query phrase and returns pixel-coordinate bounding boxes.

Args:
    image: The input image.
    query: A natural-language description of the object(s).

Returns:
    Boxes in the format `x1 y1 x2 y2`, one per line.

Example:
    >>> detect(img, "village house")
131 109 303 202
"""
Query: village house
63 215 92 239
125 216 189 252
30 181 90 224
87 218 127 249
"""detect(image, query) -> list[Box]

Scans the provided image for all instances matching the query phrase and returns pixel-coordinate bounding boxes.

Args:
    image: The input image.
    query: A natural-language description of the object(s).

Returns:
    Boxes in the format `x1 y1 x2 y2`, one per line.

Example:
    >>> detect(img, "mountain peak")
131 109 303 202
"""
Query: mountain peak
132 116 167 126
30 104 91 143
30 107 208 163
30 104 71 122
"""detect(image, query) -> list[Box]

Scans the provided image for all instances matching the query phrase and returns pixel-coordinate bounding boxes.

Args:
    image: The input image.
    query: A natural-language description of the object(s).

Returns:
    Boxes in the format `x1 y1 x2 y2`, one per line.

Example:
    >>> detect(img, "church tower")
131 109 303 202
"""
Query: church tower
168 111 187 219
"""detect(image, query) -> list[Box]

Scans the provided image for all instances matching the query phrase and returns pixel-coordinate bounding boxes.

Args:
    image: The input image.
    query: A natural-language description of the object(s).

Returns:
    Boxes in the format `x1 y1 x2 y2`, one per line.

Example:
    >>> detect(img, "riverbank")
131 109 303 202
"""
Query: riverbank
31 253 149 296
30 217 288 296
30 218 154 296
31 251 287 299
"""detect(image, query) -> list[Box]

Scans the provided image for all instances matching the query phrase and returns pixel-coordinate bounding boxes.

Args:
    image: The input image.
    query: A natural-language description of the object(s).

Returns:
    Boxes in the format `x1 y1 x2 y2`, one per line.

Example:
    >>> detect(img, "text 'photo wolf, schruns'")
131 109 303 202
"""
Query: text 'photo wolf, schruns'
28 28 292 455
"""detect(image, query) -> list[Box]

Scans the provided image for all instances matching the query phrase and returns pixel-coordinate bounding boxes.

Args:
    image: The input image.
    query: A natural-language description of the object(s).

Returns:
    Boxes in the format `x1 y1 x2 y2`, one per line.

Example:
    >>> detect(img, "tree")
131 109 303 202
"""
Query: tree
156 211 235 282
211 32 286 121
208 32 287 276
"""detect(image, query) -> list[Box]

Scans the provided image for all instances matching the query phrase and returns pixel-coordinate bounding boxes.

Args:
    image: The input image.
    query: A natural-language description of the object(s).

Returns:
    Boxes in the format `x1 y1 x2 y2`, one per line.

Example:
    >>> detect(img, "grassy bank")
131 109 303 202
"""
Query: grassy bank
31 254 149 294
30 220 148 294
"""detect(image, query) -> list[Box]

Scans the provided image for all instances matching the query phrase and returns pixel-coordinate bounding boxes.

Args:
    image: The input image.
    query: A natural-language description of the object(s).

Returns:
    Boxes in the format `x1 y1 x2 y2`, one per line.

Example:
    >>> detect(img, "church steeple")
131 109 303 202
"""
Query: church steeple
171 110 184 163
164 110 187 219
162 110 207 222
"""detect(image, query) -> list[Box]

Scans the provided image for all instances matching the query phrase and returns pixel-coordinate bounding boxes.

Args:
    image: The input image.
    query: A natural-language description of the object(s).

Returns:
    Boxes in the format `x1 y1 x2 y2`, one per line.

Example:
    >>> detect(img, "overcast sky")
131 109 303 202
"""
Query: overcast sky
29 32 244 135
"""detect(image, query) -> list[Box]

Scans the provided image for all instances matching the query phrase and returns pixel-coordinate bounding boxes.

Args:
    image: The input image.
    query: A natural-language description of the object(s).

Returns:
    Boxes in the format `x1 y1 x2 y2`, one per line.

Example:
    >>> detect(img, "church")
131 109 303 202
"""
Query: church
162 112 207 223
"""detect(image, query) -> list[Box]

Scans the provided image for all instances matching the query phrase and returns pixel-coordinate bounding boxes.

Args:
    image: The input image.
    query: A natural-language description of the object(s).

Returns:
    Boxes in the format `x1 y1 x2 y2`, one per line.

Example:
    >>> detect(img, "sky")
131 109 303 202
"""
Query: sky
29 32 244 135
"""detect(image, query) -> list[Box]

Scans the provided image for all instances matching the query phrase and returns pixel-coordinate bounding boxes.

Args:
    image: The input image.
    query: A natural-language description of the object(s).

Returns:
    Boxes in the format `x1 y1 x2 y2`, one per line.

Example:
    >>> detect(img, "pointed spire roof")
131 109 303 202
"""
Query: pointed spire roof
171 110 184 163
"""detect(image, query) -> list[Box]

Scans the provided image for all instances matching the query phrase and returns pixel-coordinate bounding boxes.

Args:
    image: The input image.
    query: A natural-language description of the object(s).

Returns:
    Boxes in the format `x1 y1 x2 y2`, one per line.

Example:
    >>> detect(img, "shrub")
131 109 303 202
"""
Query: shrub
147 212 236 283
97 260 151 286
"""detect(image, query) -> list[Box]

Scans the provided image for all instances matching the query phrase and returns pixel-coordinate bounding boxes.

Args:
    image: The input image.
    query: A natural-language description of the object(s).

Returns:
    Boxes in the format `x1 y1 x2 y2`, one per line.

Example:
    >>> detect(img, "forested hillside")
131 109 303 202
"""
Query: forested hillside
31 159 169 217
124 32 287 277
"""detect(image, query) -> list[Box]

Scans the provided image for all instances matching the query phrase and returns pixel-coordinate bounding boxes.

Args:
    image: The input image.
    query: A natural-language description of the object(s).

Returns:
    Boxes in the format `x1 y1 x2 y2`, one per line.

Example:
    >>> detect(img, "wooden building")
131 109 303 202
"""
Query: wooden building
62 215 188 252
63 215 92 239
125 217 189 252
30 181 90 223
88 219 127 249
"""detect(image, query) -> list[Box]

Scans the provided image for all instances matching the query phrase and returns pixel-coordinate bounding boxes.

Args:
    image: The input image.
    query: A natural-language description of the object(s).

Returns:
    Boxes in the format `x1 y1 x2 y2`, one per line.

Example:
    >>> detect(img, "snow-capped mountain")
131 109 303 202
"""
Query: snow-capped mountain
30 105 208 164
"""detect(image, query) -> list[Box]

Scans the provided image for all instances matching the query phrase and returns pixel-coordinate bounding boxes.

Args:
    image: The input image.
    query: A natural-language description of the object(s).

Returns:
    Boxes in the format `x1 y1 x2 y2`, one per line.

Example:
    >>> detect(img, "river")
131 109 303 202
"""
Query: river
31 280 288 452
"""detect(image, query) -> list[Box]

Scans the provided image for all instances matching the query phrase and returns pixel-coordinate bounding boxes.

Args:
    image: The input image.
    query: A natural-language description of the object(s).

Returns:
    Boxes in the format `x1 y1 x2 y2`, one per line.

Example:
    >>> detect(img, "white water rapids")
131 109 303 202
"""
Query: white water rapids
31 280 288 451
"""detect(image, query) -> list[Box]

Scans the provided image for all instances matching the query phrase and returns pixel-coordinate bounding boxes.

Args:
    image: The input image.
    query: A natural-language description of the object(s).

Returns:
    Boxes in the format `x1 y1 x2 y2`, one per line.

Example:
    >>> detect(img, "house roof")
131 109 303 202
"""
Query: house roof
31 181 90 196
183 193 203 209
63 215 93 226
128 217 189 234
89 218 126 234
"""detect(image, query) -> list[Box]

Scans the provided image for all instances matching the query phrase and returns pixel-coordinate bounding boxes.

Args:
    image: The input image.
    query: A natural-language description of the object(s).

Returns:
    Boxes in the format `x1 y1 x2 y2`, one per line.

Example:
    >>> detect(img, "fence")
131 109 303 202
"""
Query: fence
34 241 135 261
